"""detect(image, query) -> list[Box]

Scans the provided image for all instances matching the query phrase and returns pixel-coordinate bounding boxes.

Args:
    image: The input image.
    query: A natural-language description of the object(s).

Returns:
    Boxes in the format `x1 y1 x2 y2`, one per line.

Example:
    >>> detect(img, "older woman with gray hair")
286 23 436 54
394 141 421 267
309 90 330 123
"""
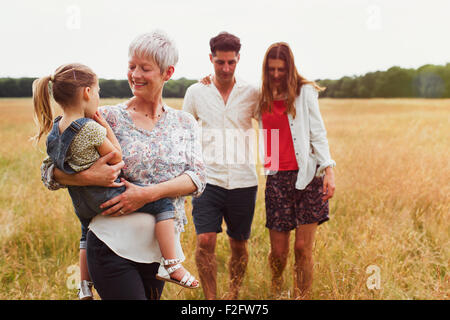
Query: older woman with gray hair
40 30 206 299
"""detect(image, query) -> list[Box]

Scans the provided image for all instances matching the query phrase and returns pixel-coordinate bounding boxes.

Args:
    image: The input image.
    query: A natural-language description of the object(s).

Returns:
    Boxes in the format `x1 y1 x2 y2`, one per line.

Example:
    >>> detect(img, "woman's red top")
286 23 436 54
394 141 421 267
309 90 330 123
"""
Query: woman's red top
261 100 299 171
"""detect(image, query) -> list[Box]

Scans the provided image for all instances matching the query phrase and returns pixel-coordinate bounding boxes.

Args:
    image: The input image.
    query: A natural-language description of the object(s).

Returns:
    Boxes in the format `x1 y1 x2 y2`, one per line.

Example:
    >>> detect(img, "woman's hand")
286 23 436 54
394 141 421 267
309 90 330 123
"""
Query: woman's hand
100 173 196 216
99 178 160 216
322 167 335 201
82 152 124 187
53 151 124 187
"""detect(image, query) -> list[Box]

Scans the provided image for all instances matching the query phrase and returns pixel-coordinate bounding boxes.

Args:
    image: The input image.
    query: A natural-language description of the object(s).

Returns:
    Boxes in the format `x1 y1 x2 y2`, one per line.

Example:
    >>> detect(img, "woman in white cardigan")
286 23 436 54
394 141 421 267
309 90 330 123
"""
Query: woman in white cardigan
257 42 336 299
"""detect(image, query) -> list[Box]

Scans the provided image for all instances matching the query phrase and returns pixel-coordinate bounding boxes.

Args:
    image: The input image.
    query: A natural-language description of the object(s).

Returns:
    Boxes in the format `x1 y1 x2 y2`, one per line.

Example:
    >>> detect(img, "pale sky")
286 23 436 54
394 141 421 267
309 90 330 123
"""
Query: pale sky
1 0 449 85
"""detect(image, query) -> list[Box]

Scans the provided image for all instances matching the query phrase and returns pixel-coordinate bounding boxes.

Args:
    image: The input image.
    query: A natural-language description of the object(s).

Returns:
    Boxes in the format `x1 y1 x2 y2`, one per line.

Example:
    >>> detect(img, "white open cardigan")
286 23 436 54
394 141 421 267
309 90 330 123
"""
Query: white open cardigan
258 84 336 190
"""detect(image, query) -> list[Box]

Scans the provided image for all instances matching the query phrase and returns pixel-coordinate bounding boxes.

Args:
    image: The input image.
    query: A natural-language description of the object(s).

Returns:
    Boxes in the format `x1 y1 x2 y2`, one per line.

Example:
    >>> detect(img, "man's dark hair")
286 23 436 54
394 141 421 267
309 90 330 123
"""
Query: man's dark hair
209 32 241 56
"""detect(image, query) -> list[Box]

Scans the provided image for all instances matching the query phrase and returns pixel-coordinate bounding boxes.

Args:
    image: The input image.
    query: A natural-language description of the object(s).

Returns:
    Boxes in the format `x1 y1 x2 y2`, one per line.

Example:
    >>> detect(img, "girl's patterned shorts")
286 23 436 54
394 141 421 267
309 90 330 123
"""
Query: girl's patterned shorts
265 170 329 231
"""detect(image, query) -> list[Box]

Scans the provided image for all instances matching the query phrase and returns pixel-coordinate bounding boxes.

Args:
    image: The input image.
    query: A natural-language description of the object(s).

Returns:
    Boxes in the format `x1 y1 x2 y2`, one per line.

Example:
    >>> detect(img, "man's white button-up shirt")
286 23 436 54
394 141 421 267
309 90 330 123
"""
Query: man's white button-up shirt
183 78 259 190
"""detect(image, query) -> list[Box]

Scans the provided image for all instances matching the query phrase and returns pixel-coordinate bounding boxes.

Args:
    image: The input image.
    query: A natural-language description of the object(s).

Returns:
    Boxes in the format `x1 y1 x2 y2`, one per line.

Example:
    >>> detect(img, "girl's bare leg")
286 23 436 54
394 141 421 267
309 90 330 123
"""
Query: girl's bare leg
155 219 198 286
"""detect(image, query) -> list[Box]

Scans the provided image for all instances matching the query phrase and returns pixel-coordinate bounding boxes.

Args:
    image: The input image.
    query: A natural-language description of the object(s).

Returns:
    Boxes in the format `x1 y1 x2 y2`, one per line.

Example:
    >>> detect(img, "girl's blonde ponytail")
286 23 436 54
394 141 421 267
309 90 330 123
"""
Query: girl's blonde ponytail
32 75 53 142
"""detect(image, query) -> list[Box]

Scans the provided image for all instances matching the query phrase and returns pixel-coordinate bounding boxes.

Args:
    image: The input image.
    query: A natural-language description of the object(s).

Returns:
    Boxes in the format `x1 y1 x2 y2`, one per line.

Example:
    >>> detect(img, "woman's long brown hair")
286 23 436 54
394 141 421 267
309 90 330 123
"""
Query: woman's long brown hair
258 42 324 119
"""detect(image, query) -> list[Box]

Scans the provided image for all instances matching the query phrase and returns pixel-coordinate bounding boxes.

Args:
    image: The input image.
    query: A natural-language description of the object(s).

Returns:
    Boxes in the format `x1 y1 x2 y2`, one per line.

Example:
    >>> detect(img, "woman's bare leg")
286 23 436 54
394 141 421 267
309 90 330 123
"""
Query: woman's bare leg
268 229 290 294
293 223 318 299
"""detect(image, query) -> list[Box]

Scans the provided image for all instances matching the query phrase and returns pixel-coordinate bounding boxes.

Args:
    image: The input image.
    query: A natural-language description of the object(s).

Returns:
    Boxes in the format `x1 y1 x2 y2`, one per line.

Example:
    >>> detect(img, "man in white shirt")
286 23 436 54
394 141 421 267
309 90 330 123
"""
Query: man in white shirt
182 32 259 300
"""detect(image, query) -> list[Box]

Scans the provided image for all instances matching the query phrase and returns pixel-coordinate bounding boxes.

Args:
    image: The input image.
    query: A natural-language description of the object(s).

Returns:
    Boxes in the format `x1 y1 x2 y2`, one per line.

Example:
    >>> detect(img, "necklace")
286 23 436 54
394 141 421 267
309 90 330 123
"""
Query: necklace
133 107 163 119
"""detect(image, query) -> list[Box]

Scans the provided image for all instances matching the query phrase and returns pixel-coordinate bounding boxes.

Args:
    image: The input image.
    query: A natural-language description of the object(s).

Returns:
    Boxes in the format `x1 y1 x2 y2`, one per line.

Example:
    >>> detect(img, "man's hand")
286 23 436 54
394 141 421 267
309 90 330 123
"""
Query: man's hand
199 74 212 85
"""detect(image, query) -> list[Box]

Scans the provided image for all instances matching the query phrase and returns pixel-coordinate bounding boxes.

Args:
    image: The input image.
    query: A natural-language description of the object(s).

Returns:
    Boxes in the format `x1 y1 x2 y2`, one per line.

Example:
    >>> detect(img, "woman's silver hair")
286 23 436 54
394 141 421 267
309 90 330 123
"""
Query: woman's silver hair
128 30 179 73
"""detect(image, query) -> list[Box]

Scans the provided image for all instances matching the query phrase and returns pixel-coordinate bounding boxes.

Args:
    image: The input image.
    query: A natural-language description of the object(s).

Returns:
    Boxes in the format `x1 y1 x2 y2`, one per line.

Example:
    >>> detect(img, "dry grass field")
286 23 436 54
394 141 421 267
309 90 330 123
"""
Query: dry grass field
0 97 448 300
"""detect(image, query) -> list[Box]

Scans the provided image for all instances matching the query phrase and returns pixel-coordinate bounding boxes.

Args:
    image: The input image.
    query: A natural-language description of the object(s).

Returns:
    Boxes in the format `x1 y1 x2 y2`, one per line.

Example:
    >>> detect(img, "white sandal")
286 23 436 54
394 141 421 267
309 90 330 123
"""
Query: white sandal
156 258 200 289
77 280 94 300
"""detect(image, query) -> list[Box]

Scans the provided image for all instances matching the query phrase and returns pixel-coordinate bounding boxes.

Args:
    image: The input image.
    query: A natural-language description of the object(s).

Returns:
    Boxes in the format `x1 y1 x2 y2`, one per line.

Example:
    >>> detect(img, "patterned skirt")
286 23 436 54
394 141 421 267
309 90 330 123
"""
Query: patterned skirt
265 170 329 231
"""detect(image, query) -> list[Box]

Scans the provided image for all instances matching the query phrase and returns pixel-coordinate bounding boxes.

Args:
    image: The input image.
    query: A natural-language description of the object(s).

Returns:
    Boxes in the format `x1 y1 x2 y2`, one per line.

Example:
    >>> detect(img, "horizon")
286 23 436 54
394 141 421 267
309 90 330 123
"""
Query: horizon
2 61 449 82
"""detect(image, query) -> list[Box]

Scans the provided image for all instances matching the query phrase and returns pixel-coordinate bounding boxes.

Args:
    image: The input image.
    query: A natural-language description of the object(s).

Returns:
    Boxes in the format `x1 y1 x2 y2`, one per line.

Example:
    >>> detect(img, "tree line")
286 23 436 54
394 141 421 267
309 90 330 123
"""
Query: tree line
317 63 450 98
0 63 449 98
0 77 197 98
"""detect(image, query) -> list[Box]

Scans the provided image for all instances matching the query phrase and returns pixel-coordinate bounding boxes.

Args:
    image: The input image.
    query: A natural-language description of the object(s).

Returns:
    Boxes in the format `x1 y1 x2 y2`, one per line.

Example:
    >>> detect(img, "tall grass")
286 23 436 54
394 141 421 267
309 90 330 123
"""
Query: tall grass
0 97 448 299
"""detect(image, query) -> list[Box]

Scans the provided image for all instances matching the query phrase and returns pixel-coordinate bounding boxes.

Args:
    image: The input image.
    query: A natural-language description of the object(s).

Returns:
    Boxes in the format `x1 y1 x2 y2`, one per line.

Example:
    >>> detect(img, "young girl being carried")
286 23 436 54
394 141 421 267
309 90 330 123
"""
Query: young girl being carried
32 63 199 298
